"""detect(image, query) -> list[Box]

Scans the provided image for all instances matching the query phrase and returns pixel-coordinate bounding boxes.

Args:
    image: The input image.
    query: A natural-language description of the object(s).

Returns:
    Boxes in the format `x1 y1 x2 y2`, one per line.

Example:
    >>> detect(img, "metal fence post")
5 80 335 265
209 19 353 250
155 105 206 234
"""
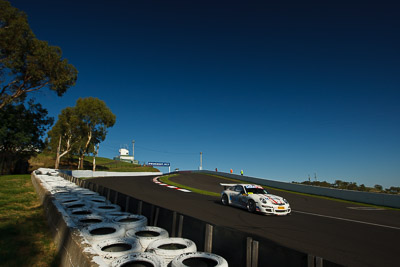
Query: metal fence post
137 201 142 215
177 215 184 237
106 188 110 201
171 211 177 237
308 255 315 267
204 224 213 252
246 237 253 267
308 255 323 267
251 240 259 267
316 256 323 267
114 191 118 204
125 196 130 212
153 207 159 226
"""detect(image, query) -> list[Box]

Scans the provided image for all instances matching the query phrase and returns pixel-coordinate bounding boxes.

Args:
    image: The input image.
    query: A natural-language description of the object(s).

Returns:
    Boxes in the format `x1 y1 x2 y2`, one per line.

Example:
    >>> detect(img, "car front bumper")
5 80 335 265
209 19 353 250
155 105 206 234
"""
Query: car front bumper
257 204 291 215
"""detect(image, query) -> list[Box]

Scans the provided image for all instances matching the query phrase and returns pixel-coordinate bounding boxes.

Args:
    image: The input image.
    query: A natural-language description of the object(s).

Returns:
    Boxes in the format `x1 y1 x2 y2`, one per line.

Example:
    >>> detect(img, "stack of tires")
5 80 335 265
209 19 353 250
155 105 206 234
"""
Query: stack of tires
34 168 228 267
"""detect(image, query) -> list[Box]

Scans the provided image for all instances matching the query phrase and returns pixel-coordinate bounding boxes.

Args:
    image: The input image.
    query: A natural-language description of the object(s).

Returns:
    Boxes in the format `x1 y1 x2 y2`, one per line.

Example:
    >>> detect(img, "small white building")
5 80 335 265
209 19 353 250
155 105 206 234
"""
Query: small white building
119 148 129 156
113 148 138 164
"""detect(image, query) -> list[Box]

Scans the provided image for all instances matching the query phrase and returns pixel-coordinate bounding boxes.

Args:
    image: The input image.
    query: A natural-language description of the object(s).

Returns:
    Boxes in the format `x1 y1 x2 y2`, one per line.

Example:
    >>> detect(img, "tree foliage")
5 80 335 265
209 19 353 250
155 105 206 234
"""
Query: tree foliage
0 100 53 174
47 97 116 169
0 0 78 109
374 184 383 191
47 107 82 168
74 97 116 169
386 187 400 194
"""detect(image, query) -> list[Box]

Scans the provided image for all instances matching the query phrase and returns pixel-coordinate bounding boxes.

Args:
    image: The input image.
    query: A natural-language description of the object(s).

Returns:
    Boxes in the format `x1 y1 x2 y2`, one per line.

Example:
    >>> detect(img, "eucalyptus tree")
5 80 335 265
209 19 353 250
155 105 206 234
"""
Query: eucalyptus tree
0 0 77 109
47 107 81 169
74 97 116 169
48 97 116 170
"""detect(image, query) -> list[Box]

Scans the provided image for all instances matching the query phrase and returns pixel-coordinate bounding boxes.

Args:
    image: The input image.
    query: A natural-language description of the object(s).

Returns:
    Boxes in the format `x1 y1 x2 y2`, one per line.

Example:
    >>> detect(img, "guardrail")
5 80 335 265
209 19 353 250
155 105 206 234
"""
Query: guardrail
193 170 400 208
61 170 163 178
57 172 342 267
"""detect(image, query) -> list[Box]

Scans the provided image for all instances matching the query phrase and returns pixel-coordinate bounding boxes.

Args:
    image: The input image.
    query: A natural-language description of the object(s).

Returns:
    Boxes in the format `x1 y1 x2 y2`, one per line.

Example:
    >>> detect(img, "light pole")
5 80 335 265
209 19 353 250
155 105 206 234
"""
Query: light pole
199 152 203 170
132 140 135 162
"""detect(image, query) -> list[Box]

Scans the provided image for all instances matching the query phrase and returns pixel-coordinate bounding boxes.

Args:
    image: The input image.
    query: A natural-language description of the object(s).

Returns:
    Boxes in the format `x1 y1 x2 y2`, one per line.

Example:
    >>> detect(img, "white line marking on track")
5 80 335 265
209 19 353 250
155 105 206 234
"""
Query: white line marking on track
293 210 400 230
178 189 192 192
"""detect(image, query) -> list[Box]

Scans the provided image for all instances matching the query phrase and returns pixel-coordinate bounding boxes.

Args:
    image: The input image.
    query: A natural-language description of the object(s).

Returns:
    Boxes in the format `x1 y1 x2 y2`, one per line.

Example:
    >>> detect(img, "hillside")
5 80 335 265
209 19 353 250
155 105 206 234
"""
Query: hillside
29 152 160 173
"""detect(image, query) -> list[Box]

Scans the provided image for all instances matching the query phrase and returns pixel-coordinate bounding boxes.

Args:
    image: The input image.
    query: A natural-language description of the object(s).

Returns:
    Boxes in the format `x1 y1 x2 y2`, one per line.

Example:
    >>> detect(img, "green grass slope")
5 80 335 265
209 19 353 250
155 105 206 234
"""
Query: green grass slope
29 152 159 172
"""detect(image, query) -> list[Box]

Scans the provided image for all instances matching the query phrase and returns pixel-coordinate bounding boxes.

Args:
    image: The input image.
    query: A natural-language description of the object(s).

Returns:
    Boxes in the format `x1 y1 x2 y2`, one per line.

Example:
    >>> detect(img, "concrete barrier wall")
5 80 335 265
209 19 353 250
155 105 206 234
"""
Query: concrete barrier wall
59 169 162 178
193 170 400 208
31 173 101 267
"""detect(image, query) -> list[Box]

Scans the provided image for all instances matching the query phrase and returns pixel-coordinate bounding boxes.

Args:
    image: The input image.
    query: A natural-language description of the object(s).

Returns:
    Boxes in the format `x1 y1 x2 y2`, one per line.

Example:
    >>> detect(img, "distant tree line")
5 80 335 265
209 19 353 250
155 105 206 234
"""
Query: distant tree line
292 179 400 195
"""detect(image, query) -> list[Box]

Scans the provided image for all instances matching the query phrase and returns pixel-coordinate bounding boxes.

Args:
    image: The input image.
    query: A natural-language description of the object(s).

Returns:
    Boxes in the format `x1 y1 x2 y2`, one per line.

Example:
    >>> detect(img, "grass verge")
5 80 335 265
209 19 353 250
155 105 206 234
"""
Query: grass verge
159 174 220 197
0 174 59 266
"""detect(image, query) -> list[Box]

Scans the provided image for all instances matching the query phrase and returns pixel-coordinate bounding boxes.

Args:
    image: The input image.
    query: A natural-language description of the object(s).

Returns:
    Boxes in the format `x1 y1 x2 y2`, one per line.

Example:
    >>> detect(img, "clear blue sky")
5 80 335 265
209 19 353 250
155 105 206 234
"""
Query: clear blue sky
11 0 400 188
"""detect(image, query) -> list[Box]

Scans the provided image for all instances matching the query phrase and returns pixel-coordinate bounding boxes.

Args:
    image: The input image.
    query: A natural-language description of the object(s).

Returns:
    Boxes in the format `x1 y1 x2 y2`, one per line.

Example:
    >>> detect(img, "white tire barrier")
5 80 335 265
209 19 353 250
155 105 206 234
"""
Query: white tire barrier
111 252 165 267
70 188 93 195
85 195 110 206
51 190 72 197
45 176 69 181
105 211 132 219
146 238 197 266
69 207 94 216
70 187 90 192
47 170 60 176
72 214 107 227
171 252 229 267
77 191 99 198
112 214 148 231
126 226 169 252
93 204 121 214
46 182 70 187
93 237 142 261
50 184 73 190
63 200 88 210
45 176 64 180
58 197 81 205
52 188 69 194
82 222 125 242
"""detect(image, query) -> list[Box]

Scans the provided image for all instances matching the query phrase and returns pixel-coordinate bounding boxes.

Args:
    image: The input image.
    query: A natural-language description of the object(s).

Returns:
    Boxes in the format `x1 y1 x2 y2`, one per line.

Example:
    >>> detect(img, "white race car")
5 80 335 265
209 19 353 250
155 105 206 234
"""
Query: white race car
220 183 291 215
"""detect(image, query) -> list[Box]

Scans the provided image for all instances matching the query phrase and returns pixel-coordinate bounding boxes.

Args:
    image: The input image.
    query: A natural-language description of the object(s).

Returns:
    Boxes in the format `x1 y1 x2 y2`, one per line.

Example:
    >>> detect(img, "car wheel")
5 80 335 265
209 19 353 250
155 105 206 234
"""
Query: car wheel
221 194 228 205
247 200 256 213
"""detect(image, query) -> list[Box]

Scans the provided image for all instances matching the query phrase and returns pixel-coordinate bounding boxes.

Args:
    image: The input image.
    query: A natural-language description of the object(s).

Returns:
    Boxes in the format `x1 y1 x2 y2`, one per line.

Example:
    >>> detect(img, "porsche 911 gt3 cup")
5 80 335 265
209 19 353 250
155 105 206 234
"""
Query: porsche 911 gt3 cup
220 183 291 215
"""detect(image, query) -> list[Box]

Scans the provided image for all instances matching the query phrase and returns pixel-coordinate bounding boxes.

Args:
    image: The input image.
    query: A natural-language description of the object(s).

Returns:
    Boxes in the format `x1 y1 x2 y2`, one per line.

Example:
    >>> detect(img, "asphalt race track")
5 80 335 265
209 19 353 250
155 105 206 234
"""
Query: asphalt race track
89 172 400 267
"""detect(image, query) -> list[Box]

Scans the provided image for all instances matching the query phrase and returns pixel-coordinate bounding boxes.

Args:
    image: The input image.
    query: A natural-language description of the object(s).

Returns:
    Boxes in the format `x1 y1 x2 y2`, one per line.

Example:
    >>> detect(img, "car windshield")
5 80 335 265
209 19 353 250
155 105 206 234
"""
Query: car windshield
246 188 268 194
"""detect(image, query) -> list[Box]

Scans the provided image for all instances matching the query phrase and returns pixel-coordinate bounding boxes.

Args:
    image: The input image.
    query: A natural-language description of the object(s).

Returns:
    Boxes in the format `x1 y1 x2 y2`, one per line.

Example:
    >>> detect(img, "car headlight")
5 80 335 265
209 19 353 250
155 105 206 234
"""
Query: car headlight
283 199 288 204
259 198 267 204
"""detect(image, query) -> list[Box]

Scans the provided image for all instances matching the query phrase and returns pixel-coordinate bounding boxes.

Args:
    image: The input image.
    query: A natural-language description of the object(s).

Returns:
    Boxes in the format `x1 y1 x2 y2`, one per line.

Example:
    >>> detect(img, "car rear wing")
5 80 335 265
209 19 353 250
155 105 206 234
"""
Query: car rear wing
220 183 237 190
